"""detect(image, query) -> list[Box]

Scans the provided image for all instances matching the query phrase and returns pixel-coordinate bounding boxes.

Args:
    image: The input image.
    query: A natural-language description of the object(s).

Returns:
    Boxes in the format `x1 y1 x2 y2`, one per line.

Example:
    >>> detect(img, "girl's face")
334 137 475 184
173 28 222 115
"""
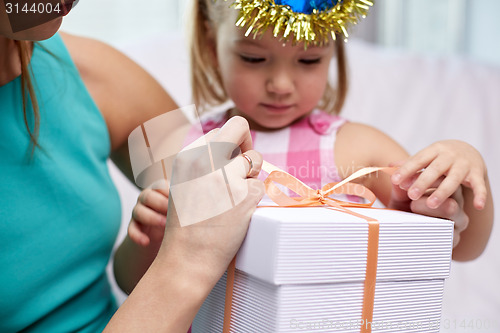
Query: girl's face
213 17 335 130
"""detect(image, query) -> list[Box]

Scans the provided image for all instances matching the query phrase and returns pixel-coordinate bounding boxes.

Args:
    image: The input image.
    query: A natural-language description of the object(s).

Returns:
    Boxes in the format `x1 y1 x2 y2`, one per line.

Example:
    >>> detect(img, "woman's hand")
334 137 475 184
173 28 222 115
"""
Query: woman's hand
108 117 265 332
157 116 265 283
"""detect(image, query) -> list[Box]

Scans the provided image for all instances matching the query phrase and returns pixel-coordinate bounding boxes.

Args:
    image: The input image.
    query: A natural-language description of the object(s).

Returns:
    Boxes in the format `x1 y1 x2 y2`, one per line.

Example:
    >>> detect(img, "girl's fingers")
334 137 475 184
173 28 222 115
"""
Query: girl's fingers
416 164 467 208
391 149 437 185
404 156 451 200
398 173 419 191
411 196 467 227
129 201 168 247
424 179 461 210
467 170 488 210
138 189 169 216
410 193 468 249
128 220 151 247
450 184 465 210
132 202 167 229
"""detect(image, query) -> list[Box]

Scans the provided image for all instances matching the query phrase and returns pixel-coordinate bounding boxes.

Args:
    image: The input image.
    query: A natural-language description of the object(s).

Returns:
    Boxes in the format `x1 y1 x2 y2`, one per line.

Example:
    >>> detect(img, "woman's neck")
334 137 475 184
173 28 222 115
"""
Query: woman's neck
0 36 23 86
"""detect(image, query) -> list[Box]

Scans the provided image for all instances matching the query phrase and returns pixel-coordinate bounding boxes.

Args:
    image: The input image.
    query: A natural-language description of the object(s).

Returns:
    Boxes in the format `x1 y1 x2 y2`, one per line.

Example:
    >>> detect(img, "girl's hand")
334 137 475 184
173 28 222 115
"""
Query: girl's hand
129 183 169 247
390 177 469 247
390 140 487 210
388 140 487 248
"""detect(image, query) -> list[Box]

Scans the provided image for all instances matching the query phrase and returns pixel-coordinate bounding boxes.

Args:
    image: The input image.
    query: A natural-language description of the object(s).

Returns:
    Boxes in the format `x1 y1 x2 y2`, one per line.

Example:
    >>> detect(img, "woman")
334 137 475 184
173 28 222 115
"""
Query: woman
0 2 264 332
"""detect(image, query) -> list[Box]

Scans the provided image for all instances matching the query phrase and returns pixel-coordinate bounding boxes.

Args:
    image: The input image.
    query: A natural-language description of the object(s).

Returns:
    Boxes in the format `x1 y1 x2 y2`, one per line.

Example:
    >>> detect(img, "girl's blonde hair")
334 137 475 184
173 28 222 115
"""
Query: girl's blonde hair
189 0 348 114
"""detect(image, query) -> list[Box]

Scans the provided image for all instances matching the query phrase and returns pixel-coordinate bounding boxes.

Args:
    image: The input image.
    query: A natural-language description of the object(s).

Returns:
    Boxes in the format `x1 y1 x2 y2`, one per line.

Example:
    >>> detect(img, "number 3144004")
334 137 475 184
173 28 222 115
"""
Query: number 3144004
443 318 498 330
5 2 61 14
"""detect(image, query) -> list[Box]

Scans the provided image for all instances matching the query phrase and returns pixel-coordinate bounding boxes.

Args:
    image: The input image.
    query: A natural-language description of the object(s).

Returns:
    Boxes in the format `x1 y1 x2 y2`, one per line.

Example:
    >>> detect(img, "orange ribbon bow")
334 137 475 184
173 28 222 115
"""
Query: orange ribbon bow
223 162 396 333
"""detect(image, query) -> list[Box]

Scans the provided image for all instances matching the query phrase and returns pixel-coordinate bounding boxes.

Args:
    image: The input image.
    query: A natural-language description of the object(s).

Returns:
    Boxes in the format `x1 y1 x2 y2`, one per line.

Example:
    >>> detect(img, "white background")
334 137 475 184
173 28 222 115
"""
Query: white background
61 0 500 66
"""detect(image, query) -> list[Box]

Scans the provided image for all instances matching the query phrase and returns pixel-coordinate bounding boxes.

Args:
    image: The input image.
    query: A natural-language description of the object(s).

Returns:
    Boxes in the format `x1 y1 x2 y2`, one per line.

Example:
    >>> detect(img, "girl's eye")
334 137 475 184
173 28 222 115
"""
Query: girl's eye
240 55 266 63
299 58 321 65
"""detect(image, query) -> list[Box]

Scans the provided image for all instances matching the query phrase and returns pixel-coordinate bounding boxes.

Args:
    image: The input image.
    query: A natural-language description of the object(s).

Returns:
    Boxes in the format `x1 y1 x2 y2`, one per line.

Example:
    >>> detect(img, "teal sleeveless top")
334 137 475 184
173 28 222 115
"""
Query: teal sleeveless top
0 34 122 332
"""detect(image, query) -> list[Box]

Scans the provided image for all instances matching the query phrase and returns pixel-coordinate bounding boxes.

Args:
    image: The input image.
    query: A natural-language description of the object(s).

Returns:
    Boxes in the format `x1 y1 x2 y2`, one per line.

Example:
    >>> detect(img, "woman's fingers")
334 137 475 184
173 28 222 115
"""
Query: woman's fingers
225 150 263 179
155 118 266 282
184 128 220 150
168 117 262 228
245 178 266 205
210 116 253 153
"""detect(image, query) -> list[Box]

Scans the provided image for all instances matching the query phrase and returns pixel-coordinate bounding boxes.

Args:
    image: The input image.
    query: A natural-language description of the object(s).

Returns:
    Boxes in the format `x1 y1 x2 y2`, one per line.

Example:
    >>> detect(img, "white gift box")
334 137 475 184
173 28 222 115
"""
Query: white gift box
193 207 454 333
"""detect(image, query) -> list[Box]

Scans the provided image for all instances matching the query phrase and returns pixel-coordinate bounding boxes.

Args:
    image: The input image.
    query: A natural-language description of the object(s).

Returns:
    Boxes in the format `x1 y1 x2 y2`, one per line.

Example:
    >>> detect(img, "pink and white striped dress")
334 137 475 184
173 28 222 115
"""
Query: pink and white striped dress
186 109 348 191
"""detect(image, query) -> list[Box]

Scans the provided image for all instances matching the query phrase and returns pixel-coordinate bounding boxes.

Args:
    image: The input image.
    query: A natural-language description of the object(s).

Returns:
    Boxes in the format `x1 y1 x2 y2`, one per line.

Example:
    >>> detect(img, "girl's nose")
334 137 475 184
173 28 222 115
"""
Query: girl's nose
266 68 294 95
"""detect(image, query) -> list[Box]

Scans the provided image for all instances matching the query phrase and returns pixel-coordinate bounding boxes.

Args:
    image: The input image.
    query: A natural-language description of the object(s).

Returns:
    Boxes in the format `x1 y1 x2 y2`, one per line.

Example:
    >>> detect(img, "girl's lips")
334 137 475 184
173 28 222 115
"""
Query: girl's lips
261 104 294 112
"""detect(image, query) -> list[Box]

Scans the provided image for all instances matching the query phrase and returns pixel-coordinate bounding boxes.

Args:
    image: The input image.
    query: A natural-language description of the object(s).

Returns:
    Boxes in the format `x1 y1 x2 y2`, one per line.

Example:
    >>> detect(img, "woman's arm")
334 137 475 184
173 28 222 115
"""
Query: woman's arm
104 117 265 331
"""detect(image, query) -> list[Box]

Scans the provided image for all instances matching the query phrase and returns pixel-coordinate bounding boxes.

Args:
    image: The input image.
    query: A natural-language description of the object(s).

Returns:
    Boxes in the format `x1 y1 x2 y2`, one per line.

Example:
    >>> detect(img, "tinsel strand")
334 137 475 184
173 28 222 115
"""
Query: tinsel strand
228 0 374 46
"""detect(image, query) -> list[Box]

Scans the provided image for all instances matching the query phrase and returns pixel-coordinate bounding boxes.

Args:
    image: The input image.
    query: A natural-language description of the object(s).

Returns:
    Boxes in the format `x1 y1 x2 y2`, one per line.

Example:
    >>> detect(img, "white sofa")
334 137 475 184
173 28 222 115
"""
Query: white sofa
110 32 500 331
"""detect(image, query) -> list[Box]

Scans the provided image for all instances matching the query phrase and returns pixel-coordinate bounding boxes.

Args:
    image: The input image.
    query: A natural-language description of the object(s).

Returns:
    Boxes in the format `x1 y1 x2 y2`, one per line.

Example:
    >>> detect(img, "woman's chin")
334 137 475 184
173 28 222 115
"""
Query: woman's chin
12 17 62 41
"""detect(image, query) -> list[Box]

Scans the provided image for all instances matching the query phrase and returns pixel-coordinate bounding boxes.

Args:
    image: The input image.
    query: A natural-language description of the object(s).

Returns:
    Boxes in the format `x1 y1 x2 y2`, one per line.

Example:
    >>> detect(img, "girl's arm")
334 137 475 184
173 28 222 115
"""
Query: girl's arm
453 181 494 261
113 186 169 293
335 123 493 261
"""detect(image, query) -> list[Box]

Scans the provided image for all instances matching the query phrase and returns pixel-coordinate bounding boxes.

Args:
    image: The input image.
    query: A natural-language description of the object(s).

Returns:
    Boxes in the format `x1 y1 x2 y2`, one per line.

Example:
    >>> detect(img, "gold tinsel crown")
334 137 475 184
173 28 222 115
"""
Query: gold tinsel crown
229 0 374 46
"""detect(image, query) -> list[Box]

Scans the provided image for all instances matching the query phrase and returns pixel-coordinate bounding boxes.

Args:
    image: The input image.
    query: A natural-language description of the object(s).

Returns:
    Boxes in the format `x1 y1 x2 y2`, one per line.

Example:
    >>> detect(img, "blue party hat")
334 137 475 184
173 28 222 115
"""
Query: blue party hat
231 0 374 45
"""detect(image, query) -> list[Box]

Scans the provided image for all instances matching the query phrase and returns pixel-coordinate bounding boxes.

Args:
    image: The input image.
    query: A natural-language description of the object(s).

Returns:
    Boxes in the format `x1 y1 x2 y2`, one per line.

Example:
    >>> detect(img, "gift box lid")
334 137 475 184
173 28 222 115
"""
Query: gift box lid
235 207 454 285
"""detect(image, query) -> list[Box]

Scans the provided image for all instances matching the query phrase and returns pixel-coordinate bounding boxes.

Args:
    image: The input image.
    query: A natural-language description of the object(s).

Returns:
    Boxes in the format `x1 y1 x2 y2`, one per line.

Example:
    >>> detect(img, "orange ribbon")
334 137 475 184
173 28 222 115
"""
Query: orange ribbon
222 162 395 333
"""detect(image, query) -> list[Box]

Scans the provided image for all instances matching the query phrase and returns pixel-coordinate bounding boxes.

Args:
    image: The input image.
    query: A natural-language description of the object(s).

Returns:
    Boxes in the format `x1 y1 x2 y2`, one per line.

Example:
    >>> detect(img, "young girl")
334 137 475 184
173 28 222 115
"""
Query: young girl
130 0 493 269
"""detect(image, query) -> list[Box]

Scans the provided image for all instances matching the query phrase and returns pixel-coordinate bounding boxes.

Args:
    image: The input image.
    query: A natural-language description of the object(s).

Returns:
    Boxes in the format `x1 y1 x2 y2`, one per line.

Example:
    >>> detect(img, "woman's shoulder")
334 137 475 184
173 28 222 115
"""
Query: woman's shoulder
60 33 119 80
60 33 178 151
60 32 149 97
